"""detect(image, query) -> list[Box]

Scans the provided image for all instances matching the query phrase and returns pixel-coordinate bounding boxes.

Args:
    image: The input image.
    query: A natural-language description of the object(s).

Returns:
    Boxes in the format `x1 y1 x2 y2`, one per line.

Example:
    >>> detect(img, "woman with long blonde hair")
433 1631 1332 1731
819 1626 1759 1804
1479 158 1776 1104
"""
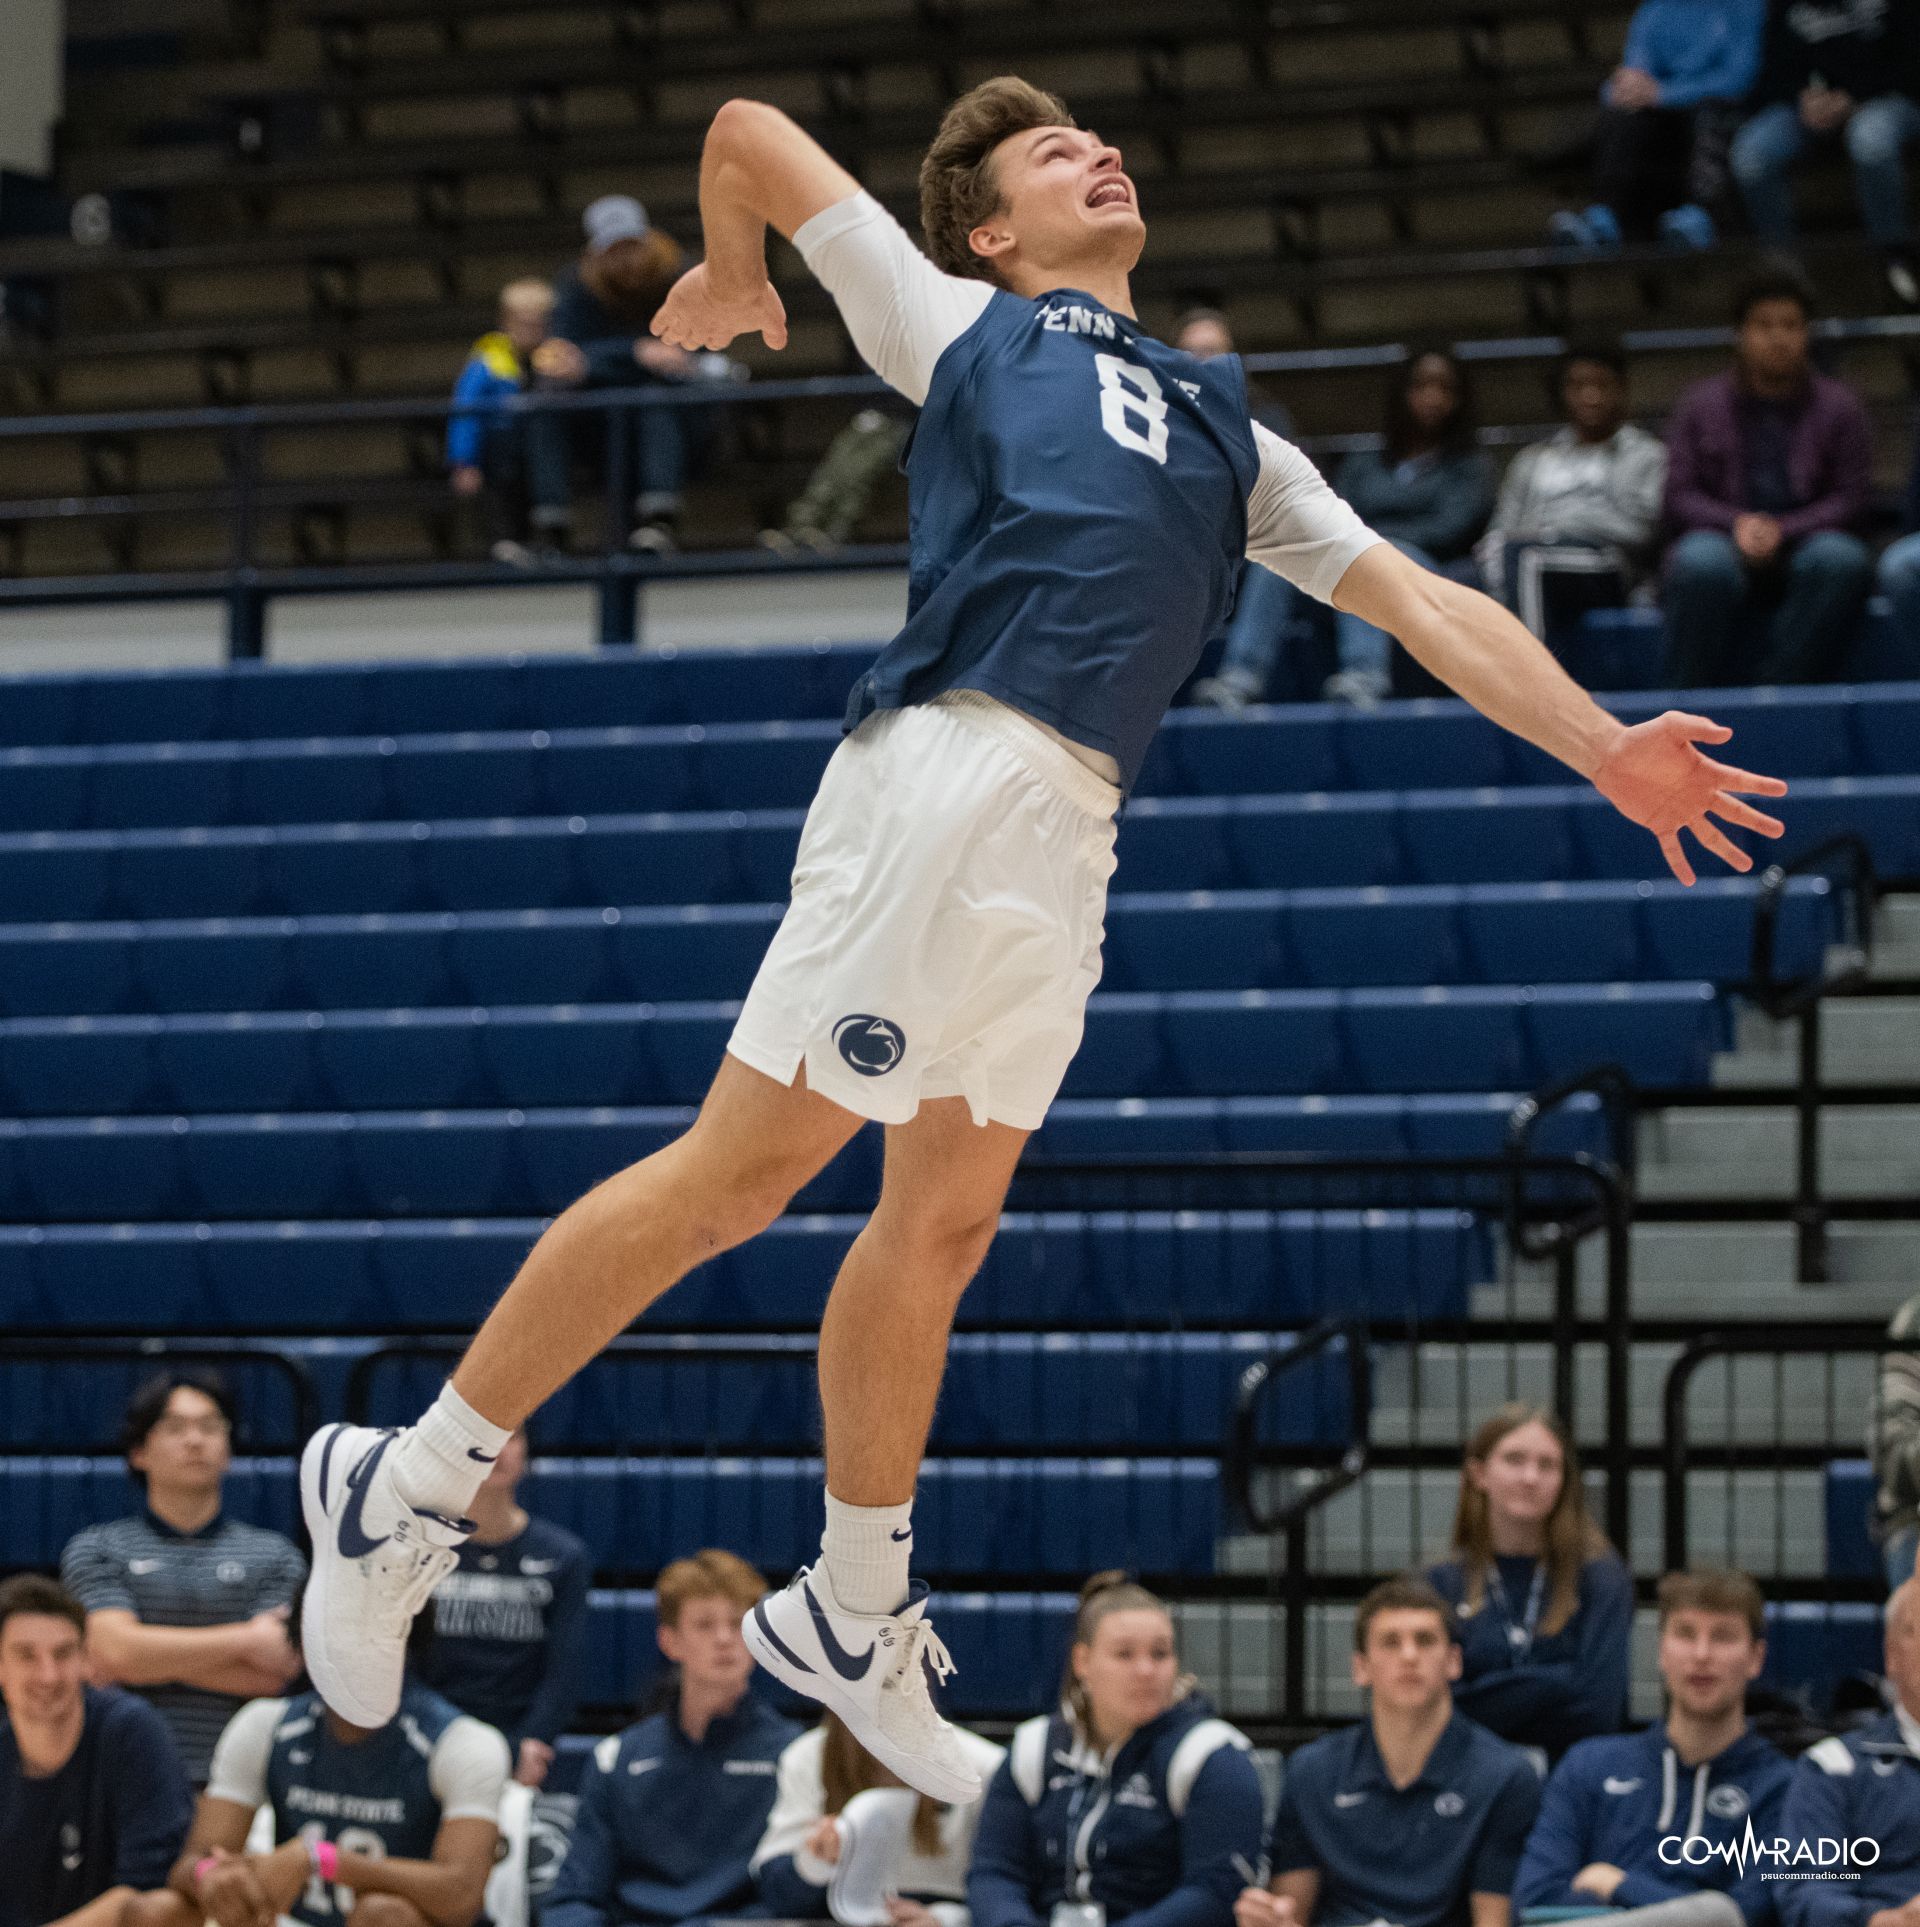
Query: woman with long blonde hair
1424 1404 1633 1754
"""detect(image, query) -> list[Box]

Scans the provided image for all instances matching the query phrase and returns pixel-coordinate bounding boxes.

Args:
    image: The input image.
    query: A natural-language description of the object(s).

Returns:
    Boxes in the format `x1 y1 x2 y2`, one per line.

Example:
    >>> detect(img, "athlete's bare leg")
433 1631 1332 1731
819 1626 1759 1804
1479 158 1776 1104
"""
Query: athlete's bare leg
452 1053 863 1426
817 1096 1027 1504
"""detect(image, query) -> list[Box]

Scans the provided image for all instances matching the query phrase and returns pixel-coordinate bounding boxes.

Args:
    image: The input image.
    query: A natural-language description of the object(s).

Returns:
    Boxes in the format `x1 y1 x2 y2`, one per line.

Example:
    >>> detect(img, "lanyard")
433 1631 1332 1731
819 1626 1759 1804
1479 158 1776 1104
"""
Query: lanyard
1485 1562 1547 1665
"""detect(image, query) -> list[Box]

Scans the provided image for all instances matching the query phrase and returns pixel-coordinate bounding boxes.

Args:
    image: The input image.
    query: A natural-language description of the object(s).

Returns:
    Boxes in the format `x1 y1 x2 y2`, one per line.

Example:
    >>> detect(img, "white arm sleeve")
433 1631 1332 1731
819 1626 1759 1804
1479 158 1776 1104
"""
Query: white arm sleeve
793 192 995 407
428 1716 512 1823
1244 420 1384 603
204 1699 285 1810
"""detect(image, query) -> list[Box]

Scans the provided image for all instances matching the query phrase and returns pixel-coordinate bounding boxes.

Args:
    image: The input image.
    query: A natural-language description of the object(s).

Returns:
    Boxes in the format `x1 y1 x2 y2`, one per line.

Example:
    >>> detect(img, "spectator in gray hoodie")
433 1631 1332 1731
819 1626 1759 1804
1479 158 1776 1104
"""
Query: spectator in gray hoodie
1479 338 1668 662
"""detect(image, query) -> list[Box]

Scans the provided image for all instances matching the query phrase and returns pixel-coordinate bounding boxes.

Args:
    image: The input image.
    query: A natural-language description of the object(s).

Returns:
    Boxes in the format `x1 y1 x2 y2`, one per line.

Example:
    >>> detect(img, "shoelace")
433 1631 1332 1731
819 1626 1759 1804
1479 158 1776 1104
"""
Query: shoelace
381 1538 460 1637
888 1617 957 1694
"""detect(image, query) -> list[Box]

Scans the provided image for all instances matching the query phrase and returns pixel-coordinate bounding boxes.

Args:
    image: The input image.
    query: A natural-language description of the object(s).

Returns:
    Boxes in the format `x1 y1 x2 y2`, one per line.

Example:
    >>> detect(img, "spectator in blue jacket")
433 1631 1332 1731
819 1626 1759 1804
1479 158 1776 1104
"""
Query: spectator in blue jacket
1236 1577 1540 1927
752 1710 1003 1927
542 1551 797 1927
1515 1569 1791 1927
0 1575 194 1927
1550 0 1763 250
418 1426 589 1791
1776 1577 1920 1927
1427 1406 1634 1758
968 1572 1265 1927
1320 351 1496 706
447 279 568 566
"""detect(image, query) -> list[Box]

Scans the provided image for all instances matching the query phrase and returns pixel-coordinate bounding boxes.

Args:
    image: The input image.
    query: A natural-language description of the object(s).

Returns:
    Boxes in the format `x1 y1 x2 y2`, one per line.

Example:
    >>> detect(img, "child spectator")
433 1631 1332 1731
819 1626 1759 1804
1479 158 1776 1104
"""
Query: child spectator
1479 338 1668 659
1236 1577 1540 1927
544 1552 799 1927
418 1427 589 1791
1549 0 1763 250
1661 263 1874 686
1514 1569 1791 1927
968 1572 1263 1927
1426 1405 1634 1758
0 1575 193 1927
448 279 568 567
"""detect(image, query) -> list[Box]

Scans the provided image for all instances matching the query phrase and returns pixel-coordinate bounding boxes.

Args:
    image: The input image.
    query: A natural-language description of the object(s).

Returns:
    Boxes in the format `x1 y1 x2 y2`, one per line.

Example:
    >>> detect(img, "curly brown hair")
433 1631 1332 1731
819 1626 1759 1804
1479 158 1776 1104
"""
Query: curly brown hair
918 76 1076 282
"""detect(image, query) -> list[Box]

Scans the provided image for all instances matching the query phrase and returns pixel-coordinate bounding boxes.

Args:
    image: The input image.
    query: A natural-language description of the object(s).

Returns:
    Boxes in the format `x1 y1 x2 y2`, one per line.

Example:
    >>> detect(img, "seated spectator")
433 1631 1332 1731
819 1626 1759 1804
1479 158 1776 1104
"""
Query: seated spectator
1871 1290 1920 1590
1426 1405 1633 1757
0 1575 193 1927
448 278 568 567
1236 1577 1540 1927
1732 0 1920 298
1514 1569 1791 1927
542 1551 799 1927
1776 1577 1920 1927
968 1572 1263 1927
1550 0 1762 250
418 1426 588 1791
754 1707 1001 1927
1322 351 1496 706
60 1370 304 1786
1874 434 1920 678
535 194 733 554
1661 264 1874 687
1478 337 1668 657
760 403 912 556
1171 308 1306 711
126 1592 508 1927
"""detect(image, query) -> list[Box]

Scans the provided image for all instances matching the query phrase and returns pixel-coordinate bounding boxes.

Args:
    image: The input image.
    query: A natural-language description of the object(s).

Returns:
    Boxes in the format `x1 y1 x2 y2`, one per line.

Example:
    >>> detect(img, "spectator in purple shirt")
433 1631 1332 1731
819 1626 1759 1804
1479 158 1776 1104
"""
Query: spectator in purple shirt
1660 262 1874 685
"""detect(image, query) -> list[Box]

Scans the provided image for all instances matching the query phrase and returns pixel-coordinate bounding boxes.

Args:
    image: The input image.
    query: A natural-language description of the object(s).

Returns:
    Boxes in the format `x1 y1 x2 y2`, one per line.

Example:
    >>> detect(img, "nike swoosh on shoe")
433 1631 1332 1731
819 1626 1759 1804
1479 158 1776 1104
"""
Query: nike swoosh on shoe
338 1434 396 1559
804 1581 876 1680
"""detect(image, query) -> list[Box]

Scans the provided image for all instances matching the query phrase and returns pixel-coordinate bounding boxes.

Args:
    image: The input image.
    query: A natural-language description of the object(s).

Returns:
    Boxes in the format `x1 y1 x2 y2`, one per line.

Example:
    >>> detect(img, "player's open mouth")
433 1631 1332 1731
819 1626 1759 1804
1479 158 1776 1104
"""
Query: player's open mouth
1086 181 1132 210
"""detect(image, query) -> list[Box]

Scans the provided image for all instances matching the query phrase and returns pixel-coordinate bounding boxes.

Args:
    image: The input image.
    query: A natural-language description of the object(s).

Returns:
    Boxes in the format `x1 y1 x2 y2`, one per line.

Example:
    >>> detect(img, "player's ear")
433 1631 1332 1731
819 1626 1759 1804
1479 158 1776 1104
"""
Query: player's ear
968 221 1013 268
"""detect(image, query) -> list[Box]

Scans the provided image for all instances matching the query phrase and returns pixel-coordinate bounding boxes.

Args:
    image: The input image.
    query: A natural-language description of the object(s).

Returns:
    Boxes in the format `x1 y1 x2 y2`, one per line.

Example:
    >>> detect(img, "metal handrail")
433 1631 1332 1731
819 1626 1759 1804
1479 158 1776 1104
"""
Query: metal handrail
1661 1325 1920 1577
1224 1318 1372 1534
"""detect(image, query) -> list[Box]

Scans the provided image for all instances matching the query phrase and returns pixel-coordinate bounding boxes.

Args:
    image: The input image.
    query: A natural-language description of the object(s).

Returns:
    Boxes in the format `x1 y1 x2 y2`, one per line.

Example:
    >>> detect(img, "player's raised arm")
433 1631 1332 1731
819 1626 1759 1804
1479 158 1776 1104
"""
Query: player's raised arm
652 100 864 354
1330 541 1789 887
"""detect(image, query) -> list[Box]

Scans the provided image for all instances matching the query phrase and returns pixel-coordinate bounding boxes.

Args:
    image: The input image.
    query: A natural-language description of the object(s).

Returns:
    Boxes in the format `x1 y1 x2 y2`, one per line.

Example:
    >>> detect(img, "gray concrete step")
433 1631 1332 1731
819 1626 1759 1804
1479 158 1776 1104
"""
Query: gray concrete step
1716 996 1920 1089
1638 1105 1920 1201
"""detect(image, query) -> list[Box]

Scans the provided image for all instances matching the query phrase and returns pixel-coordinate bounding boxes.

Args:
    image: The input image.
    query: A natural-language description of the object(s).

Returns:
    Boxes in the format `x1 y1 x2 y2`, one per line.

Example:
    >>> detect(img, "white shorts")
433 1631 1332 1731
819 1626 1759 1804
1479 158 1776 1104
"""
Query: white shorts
727 690 1121 1130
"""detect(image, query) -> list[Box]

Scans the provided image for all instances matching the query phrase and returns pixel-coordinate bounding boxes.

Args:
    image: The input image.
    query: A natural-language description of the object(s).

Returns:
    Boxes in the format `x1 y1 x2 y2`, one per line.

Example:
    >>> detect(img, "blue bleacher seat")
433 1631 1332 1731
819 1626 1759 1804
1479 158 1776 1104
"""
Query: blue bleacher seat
450 914 619 1007
1285 887 1462 989
236 744 389 826
293 920 457 1009
1761 1601 1886 1712
0 926 137 1018
1460 882 1641 984
1825 1458 1879 1581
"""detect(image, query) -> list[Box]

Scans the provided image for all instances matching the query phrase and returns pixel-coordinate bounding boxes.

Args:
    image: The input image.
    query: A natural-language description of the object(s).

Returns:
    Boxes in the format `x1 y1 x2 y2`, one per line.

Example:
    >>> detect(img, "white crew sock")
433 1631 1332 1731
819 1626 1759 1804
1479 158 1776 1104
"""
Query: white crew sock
821 1492 914 1616
390 1383 513 1520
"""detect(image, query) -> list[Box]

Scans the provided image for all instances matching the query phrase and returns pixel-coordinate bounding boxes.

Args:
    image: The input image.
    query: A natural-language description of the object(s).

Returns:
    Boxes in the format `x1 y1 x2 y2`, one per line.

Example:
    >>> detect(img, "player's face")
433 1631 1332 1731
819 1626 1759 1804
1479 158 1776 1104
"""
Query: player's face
1352 1609 1460 1715
129 1385 233 1499
1468 1418 1564 1532
658 1592 755 1700
0 1613 86 1730
1072 1607 1179 1737
977 124 1145 281
1658 1609 1762 1721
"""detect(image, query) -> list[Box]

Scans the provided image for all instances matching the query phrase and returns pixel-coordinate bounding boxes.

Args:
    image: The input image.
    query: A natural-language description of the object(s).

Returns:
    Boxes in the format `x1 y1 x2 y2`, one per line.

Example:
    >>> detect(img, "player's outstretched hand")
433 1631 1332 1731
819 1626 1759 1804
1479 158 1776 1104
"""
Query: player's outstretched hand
652 262 788 352
1591 710 1788 887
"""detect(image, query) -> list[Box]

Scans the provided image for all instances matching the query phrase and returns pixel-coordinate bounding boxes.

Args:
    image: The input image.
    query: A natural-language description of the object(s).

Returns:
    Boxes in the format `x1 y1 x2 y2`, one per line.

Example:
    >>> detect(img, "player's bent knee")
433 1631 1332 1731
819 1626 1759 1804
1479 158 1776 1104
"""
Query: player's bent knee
348 1894 432 1927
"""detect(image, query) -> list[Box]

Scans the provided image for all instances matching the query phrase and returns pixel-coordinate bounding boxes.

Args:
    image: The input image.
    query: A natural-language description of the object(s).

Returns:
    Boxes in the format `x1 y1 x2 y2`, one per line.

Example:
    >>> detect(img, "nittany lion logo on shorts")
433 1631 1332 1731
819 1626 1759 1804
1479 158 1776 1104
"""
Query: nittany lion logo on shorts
834 1014 906 1076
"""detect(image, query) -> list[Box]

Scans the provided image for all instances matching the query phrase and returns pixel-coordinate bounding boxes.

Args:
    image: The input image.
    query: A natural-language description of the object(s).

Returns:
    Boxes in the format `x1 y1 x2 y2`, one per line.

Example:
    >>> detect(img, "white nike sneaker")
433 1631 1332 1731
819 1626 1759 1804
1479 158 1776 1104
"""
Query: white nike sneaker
744 1563 982 1805
299 1424 472 1729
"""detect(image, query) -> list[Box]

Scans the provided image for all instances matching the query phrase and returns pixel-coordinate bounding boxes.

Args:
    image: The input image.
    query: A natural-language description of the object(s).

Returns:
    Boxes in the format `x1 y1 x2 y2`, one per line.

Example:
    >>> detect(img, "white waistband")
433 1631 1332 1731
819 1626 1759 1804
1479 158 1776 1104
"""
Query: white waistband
928 690 1122 820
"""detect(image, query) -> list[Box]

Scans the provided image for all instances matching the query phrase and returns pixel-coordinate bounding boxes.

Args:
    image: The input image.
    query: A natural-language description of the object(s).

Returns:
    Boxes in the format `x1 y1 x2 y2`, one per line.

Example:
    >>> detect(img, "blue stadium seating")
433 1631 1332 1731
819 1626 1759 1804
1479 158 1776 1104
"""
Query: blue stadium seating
1826 1458 1879 1581
1761 1601 1887 1712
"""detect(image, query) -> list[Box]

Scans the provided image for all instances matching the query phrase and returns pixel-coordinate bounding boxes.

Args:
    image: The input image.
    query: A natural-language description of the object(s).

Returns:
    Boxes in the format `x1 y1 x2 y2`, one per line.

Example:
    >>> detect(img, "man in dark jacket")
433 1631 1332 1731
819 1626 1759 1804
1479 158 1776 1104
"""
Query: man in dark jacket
1660 264 1874 685
1515 1569 1791 1927
1236 1578 1539 1927
0 1576 193 1927
541 1552 798 1927
1730 0 1920 278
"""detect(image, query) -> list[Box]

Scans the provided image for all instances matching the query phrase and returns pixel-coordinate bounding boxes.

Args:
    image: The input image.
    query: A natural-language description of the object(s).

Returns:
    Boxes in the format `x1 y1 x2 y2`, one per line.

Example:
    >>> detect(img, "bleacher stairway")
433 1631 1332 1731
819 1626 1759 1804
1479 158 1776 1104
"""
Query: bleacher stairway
0 643 1914 1730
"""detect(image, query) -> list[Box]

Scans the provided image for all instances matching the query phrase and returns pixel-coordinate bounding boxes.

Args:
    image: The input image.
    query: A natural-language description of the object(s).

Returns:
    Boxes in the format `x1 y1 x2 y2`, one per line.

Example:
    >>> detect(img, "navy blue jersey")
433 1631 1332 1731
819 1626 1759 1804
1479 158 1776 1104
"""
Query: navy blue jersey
210 1686 507 1927
849 288 1262 790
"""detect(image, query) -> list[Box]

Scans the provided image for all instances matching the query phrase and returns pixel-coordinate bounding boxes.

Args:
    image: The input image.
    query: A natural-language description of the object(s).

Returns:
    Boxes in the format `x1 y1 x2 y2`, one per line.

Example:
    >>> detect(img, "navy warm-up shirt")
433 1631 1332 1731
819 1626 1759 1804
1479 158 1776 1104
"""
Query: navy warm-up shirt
1269 1711 1542 1927
0 1686 194 1927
